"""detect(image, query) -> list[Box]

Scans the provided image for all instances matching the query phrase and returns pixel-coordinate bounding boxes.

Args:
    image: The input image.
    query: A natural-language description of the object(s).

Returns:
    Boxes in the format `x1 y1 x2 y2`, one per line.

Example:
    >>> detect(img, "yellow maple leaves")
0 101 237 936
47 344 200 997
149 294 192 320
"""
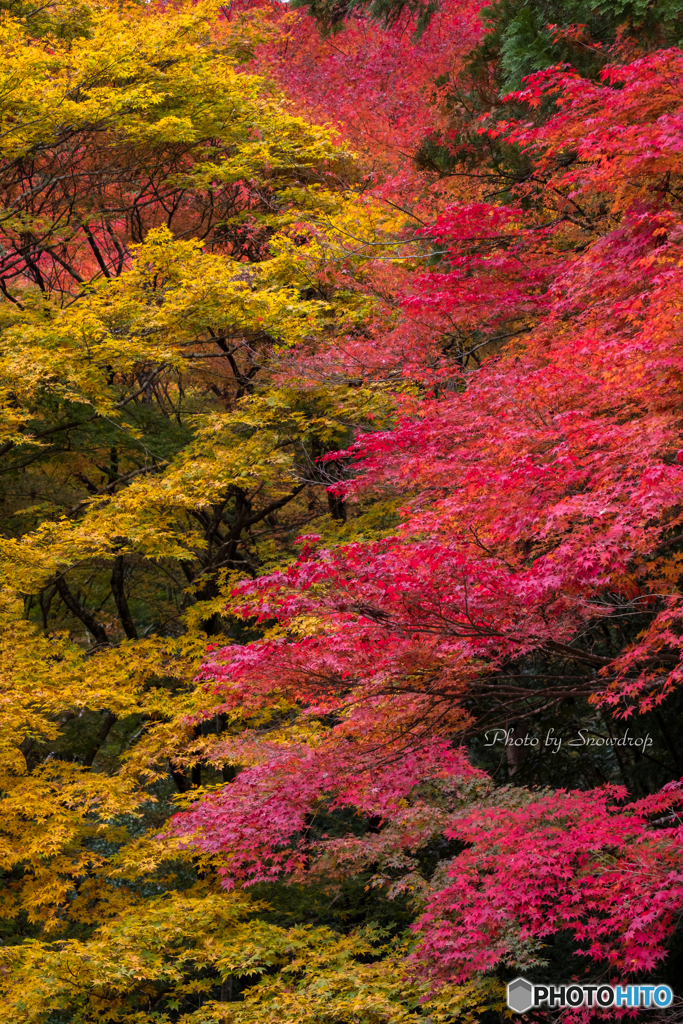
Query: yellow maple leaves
0 1 442 1019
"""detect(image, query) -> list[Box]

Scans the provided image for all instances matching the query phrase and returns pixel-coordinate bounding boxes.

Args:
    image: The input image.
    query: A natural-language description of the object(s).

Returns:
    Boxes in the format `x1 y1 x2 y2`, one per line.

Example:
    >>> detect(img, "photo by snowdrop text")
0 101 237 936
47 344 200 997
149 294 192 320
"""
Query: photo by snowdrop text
483 728 654 754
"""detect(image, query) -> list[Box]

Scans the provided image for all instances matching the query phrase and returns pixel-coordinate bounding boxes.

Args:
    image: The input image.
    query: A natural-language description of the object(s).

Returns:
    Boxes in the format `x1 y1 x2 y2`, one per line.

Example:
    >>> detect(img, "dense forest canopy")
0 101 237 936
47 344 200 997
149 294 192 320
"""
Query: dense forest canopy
0 0 682 1020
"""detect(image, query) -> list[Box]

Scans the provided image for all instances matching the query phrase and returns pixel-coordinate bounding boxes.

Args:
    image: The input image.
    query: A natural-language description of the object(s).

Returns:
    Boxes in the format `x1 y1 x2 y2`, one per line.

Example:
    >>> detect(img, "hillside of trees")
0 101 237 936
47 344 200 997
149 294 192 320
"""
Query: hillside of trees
0 0 682 1020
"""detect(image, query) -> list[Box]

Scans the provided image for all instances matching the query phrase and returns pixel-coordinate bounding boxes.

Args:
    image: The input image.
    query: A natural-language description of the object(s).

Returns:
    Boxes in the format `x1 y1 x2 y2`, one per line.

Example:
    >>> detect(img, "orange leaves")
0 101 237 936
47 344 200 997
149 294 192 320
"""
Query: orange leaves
498 49 683 216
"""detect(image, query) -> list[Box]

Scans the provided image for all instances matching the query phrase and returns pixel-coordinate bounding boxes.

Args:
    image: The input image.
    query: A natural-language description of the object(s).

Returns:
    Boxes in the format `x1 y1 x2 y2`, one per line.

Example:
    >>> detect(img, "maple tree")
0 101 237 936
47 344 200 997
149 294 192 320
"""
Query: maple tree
0 1 425 1019
170 2 683 1016
2 0 683 1020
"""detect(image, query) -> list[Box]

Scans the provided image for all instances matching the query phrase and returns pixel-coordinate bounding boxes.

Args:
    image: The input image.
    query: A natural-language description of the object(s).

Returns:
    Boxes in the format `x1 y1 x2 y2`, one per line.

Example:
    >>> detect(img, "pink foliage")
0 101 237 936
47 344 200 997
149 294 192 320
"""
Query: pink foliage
169 43 683 990
416 784 683 980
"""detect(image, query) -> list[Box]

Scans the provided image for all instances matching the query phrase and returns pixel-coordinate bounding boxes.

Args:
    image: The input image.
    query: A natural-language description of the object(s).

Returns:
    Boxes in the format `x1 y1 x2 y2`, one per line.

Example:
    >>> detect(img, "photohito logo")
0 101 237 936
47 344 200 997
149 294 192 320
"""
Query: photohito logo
507 978 673 1013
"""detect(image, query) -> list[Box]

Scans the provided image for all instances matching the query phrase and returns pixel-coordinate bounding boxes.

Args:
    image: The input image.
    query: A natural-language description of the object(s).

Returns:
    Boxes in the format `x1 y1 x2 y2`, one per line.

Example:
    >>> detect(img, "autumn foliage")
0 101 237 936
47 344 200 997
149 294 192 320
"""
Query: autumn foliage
1 0 683 1020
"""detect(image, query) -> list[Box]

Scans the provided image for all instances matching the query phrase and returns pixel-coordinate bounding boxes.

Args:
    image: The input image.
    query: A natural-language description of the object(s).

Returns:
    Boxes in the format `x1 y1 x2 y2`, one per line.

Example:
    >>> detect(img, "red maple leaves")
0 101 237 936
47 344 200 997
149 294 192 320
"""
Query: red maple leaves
172 33 683 991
